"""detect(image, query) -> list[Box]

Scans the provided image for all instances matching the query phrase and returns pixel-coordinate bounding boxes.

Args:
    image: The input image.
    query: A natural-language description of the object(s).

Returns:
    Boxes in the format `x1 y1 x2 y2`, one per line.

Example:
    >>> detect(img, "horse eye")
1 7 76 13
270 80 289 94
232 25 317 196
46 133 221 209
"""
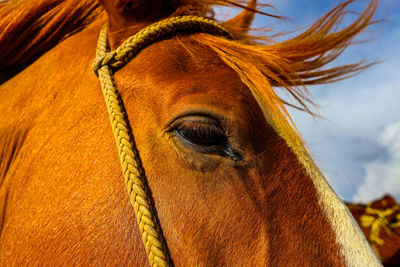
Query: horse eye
176 123 227 147
169 116 243 161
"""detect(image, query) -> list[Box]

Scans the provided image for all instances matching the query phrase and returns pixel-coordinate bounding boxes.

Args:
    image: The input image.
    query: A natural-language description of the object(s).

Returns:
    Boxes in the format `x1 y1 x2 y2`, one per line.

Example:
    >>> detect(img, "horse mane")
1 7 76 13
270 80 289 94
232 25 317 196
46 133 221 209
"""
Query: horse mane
0 0 377 123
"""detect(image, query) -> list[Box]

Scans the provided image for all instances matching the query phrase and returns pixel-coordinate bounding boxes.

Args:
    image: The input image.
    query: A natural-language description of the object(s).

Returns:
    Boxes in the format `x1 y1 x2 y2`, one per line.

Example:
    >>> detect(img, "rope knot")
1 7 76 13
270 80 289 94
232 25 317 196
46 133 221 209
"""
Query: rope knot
92 51 117 76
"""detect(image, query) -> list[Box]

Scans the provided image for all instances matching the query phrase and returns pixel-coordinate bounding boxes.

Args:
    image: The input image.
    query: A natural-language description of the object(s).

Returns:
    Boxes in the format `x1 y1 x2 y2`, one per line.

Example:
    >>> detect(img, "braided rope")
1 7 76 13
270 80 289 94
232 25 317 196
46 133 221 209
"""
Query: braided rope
93 16 231 76
92 16 231 266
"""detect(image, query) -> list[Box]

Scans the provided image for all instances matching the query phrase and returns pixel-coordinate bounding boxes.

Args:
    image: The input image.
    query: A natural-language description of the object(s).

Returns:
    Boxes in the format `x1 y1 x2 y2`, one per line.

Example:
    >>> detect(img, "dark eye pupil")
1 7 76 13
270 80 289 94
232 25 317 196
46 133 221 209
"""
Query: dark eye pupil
178 126 226 147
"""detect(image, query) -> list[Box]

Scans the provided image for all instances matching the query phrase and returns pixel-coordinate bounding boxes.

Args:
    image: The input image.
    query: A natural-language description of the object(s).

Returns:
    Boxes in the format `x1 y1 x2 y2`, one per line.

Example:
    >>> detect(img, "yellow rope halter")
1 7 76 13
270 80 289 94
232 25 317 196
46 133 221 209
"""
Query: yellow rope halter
92 16 231 267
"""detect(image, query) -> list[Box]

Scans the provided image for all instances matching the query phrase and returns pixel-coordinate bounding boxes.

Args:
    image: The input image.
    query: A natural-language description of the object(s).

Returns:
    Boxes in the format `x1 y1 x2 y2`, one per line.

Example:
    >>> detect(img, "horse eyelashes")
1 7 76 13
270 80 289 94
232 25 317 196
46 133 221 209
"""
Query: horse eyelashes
169 116 243 161
175 122 227 147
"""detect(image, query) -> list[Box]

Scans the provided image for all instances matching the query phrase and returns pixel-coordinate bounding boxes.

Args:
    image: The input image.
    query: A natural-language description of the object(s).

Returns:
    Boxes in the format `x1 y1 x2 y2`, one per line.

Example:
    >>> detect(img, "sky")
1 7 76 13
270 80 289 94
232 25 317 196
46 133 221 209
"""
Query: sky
219 0 400 202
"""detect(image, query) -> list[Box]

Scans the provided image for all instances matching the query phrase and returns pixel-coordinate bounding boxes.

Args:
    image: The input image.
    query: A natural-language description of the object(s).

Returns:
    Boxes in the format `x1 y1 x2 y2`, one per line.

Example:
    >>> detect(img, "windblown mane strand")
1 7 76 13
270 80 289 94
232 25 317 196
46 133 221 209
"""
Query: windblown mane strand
190 0 377 159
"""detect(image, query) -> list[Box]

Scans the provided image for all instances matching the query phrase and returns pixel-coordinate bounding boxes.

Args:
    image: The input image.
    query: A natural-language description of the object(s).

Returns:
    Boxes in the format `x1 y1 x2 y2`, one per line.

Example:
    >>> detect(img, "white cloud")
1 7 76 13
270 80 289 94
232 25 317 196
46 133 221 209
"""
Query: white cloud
381 121 400 158
354 121 400 202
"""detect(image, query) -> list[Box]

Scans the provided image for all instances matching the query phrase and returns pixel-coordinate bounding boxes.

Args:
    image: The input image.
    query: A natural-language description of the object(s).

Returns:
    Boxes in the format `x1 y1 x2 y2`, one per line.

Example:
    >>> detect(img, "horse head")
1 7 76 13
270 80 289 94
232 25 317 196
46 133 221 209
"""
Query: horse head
0 0 381 265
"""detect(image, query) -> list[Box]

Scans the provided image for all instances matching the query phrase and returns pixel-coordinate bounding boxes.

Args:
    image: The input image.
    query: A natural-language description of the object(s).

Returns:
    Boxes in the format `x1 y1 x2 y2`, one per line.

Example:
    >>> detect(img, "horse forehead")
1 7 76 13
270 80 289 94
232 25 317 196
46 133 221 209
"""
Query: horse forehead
122 37 251 105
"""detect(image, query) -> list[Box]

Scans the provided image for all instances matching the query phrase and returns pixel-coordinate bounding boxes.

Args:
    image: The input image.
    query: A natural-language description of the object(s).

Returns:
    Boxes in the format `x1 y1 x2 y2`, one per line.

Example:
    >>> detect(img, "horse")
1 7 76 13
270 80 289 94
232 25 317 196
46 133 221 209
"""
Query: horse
347 195 400 266
0 0 382 265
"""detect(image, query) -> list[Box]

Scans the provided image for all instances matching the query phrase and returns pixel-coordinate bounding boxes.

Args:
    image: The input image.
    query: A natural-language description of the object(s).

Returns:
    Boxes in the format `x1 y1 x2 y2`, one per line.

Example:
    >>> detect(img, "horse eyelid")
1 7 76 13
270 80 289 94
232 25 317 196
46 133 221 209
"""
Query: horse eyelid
166 116 243 161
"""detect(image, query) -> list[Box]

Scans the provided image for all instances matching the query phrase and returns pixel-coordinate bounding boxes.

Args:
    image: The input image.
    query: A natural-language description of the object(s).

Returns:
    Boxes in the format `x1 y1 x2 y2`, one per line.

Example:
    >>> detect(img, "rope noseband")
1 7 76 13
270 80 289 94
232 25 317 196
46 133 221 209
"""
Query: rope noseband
92 16 231 267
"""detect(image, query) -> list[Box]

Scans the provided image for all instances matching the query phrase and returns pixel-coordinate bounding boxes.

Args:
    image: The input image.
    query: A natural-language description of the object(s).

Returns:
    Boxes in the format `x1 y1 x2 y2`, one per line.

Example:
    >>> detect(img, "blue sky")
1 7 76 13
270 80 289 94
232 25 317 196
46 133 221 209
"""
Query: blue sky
219 1 400 202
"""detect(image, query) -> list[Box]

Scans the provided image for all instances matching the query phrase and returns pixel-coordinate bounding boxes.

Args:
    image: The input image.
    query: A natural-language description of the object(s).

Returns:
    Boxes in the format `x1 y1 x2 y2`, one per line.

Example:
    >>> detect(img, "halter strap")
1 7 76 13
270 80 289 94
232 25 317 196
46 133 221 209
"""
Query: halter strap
92 16 231 267
93 16 231 75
